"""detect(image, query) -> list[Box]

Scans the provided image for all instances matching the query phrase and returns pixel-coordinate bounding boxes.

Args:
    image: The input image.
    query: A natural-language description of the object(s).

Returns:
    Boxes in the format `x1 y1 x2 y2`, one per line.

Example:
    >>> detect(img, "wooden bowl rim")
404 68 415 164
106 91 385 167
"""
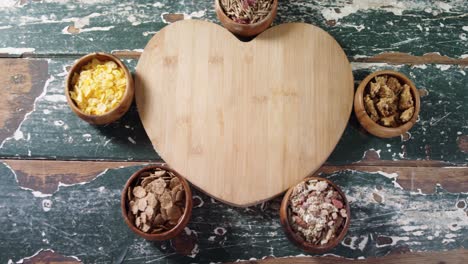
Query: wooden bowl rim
65 52 133 119
121 164 193 240
280 176 351 253
354 70 421 138
215 0 278 27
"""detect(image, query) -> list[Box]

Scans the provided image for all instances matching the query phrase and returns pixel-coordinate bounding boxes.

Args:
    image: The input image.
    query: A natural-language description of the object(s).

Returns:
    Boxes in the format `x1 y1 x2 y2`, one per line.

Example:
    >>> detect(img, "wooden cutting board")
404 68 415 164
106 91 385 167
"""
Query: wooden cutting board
135 20 353 207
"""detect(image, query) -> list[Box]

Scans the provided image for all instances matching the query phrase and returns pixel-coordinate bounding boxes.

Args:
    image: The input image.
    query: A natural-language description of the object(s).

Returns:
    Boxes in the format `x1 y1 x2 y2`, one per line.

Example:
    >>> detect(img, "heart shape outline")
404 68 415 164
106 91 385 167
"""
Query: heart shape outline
136 20 353 206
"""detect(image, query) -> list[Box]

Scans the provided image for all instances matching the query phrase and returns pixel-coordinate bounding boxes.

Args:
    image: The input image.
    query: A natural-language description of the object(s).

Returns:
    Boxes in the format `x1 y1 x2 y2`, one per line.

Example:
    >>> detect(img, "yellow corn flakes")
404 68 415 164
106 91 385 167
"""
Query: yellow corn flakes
70 58 127 115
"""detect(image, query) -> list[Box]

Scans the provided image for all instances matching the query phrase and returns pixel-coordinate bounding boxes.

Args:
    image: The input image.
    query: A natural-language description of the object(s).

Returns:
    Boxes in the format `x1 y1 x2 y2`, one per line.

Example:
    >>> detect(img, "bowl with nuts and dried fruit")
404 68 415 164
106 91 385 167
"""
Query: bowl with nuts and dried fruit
280 177 351 253
121 165 193 240
354 70 421 138
66 52 134 125
215 0 278 37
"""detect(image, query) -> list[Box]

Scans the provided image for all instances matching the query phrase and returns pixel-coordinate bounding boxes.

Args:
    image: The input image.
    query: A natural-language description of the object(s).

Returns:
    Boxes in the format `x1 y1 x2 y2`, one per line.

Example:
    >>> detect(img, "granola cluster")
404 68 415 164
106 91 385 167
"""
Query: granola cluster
127 169 186 233
364 75 415 127
288 179 347 245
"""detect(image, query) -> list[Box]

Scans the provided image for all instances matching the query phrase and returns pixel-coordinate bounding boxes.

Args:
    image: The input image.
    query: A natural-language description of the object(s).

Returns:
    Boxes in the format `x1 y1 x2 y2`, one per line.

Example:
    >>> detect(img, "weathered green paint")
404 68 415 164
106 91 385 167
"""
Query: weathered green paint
0 163 466 262
0 0 466 59
0 59 466 164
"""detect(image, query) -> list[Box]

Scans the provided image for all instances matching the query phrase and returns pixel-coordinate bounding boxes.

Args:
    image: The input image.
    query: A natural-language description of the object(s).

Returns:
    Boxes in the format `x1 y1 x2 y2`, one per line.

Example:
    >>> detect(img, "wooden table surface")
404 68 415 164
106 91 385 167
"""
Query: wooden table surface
0 0 466 263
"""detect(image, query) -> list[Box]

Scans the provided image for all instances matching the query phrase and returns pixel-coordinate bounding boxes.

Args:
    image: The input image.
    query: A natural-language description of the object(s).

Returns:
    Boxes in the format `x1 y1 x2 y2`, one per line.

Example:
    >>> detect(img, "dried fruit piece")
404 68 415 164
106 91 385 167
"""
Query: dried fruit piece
386 77 402 94
380 114 396 127
331 199 343 209
399 84 414 110
375 76 387 85
364 95 379 122
400 106 414 122
376 97 397 117
369 82 380 98
378 84 395 99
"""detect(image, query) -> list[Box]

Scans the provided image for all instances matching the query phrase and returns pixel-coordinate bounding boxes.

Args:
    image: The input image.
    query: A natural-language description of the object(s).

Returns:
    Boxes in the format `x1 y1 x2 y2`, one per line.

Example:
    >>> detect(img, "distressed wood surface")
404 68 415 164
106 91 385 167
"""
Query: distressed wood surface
0 58 466 164
0 162 467 263
0 0 467 61
233 249 468 263
0 0 467 263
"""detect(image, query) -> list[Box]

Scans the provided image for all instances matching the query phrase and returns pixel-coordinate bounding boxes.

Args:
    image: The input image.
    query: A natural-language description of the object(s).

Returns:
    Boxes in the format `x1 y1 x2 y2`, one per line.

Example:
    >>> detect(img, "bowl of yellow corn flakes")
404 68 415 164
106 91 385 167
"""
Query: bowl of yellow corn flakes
66 52 134 125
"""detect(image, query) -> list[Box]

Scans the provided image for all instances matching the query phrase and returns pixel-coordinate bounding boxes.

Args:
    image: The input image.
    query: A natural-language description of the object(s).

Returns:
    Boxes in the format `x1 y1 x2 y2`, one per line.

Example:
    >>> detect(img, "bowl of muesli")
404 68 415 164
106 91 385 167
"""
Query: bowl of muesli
121 164 193 240
354 70 421 138
280 177 350 253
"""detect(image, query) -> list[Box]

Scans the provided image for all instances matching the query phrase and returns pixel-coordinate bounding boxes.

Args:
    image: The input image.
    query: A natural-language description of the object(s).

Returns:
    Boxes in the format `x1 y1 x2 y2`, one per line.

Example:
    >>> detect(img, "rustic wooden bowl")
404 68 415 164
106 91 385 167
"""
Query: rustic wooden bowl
215 0 278 38
65 52 134 125
354 70 420 138
121 164 193 241
280 176 351 253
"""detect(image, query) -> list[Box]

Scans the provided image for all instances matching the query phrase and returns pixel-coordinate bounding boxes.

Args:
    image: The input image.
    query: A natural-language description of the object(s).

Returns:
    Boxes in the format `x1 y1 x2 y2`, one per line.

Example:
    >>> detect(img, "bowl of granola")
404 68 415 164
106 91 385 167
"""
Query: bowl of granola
215 0 278 37
280 177 350 253
354 70 421 138
121 165 193 240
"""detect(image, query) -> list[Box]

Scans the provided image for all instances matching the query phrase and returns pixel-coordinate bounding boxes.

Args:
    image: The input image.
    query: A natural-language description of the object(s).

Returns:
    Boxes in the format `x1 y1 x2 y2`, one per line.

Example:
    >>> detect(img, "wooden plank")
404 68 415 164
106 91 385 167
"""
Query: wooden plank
0 1 466 60
232 249 468 264
0 58 466 164
0 59 48 144
2 159 466 198
0 160 466 263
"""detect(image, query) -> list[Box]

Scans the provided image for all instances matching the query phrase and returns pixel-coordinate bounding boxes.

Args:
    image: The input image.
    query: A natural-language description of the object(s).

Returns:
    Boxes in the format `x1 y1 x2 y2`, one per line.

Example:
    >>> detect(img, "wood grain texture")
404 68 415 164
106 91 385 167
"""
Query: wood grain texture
231 249 468 264
0 0 467 60
135 20 354 206
1 162 466 263
0 59 465 164
20 250 80 264
4 159 466 199
0 59 48 144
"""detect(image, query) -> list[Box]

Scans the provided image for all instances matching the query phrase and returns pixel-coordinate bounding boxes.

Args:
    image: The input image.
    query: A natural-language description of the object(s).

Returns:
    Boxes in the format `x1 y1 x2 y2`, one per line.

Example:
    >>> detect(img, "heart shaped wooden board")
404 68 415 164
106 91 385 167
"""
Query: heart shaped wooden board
135 20 353 207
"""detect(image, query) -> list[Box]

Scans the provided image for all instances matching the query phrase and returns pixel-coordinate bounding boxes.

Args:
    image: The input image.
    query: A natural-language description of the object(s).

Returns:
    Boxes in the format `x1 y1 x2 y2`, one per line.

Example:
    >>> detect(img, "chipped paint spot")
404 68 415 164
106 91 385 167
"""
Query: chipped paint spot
53 120 64 126
42 199 52 212
62 25 114 34
0 47 35 55
214 227 227 236
127 137 136 144
436 64 451 71
192 195 204 208
43 94 66 102
376 236 409 247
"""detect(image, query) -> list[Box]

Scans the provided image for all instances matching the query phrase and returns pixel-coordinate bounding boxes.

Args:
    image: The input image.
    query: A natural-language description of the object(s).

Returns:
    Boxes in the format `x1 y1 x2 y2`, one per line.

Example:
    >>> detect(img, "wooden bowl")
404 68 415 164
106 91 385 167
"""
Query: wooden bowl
354 70 420 138
280 177 351 253
215 0 278 38
65 52 134 125
121 164 193 241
